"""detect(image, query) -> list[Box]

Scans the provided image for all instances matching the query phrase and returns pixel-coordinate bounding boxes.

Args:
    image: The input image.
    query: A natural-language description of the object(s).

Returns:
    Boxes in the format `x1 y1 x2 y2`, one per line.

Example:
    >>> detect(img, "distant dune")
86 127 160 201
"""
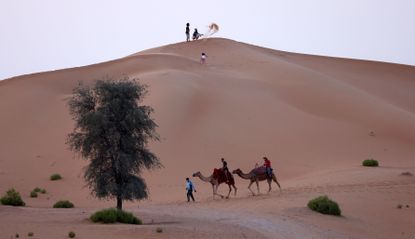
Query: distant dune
0 38 414 239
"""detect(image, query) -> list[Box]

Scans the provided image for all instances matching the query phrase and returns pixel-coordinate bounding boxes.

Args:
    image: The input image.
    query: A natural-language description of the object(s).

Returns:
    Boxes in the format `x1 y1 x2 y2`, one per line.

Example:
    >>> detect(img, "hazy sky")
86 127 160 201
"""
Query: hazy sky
1 0 414 80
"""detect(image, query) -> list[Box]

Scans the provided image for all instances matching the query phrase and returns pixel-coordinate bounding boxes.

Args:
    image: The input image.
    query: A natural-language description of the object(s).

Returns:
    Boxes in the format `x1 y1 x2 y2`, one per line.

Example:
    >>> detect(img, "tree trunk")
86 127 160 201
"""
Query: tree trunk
116 196 122 210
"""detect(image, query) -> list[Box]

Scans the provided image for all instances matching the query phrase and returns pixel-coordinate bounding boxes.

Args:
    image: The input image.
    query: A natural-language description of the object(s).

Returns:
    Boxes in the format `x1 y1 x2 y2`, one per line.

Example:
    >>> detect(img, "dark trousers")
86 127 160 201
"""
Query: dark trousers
266 167 272 178
223 167 230 181
187 190 195 202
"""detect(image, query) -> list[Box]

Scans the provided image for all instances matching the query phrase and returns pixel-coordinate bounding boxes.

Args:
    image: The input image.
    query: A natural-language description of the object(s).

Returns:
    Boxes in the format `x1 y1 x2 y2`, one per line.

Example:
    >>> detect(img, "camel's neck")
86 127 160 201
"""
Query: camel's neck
237 170 252 179
196 173 212 183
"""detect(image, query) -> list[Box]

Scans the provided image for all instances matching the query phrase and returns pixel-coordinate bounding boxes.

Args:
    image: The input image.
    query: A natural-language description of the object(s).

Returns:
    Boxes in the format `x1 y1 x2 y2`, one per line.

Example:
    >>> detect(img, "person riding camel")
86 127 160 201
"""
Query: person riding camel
221 158 230 183
263 156 272 179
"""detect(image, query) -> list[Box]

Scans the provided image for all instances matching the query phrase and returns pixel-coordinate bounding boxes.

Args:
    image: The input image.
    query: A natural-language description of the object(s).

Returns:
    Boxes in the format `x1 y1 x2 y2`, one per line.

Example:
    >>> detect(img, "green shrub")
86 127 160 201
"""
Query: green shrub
308 195 341 216
68 231 76 238
33 187 46 194
53 200 74 208
156 227 163 233
362 159 379 167
28 232 34 237
50 174 62 181
90 208 142 224
30 191 38 198
0 188 25 206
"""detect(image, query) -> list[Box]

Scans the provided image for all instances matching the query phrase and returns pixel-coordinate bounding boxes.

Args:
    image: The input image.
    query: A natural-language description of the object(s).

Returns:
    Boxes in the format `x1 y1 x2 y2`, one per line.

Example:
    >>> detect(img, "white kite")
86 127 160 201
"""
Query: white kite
204 23 219 37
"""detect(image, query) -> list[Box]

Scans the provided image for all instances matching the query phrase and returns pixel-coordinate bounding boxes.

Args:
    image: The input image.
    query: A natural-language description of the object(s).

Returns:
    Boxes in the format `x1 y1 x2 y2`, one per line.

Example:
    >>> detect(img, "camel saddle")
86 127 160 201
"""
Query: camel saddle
213 168 234 184
252 166 272 176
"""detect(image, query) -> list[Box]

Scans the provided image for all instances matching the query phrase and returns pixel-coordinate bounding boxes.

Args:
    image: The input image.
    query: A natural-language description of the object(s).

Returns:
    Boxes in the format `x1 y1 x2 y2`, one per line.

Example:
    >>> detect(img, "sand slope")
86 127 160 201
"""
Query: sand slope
0 38 414 238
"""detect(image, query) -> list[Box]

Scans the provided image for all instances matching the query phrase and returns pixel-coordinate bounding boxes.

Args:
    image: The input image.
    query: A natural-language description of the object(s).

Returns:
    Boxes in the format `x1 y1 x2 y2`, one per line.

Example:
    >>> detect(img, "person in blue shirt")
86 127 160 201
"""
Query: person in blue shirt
186 177 196 202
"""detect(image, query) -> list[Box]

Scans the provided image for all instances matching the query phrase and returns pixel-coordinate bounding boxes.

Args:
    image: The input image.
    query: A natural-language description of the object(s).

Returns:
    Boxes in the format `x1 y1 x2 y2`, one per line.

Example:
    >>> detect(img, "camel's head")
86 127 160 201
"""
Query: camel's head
192 172 200 177
232 168 242 174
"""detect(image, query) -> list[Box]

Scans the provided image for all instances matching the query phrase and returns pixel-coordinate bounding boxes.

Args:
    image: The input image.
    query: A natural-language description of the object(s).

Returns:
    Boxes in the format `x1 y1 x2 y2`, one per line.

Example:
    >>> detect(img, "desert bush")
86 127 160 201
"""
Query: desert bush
156 227 163 233
50 174 62 181
68 231 76 238
33 187 47 194
28 232 34 237
308 195 341 216
401 171 413 176
90 208 142 224
0 188 25 206
30 191 38 198
53 200 74 208
362 159 379 167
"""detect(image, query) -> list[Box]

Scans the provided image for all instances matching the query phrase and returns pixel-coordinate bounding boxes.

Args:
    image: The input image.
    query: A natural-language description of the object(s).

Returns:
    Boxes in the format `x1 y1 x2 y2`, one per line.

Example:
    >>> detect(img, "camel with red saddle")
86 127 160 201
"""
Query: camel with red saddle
192 168 237 199
232 166 281 195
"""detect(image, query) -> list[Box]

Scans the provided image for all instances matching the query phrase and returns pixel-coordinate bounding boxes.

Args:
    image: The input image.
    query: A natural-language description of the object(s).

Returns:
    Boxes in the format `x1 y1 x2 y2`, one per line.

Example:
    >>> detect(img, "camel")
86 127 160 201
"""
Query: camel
232 166 281 195
192 169 237 199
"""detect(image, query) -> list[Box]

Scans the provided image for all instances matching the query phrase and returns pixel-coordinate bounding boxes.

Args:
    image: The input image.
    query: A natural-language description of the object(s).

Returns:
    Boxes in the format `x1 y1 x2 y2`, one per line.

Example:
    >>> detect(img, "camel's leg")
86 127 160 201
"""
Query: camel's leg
255 179 260 194
212 184 216 199
248 181 255 196
267 178 272 192
226 184 231 199
232 184 237 196
273 174 282 191
214 184 224 199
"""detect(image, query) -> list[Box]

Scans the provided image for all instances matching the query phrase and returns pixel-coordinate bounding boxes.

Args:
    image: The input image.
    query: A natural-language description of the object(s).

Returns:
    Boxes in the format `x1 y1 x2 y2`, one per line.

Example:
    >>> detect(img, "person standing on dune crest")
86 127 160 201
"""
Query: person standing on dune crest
185 23 190 42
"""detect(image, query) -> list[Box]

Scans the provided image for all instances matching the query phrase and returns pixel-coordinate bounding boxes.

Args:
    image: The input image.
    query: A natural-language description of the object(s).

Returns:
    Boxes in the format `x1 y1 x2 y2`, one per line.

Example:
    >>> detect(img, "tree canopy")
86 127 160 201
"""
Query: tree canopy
67 78 161 209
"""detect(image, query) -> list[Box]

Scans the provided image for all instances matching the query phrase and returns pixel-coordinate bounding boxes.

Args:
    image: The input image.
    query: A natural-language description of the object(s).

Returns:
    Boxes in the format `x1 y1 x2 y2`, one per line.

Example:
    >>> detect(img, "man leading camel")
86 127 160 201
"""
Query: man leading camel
185 177 196 202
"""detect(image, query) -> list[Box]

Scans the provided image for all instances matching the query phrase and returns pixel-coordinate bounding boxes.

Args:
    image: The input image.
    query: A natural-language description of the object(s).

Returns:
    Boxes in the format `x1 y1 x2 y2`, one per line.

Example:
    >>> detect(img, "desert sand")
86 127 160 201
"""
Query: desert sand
0 38 414 238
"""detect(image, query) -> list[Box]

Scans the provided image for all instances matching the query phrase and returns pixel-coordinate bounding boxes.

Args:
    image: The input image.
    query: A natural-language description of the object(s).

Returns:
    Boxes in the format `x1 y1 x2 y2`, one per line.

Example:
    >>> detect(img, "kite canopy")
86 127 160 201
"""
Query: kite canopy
209 23 219 32
204 23 219 38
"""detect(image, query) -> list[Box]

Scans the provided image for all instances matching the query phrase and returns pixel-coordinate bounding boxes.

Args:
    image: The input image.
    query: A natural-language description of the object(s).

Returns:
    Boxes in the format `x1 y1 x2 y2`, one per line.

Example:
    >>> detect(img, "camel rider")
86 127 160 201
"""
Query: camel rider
221 158 230 183
263 156 272 179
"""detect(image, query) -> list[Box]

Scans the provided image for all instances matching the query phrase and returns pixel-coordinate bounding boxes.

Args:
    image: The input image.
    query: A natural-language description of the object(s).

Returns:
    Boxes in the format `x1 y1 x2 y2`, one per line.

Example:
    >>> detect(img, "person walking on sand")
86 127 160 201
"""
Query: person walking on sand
186 177 196 202
263 156 272 179
200 52 207 64
185 23 190 42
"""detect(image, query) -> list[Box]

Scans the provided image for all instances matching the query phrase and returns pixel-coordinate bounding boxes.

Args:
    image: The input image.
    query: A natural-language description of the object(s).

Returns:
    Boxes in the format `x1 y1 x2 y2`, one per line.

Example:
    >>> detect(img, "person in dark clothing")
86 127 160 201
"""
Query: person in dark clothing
185 177 196 202
192 28 202 40
185 23 190 42
221 158 230 183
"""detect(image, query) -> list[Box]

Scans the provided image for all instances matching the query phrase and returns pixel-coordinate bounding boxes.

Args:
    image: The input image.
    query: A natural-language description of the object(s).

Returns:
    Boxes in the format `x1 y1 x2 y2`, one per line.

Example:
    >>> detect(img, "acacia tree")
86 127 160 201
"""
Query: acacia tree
67 78 161 210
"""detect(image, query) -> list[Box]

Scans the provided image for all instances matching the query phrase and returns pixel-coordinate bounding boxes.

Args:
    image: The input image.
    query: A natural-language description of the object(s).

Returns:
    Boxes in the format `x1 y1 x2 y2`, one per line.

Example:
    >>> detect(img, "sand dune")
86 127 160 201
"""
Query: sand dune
1 38 414 238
